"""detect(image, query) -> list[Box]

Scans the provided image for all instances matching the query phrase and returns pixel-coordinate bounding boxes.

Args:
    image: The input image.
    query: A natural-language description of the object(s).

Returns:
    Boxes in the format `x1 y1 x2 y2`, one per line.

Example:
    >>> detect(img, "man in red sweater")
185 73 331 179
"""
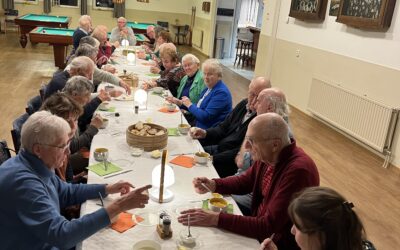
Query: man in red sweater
178 113 319 250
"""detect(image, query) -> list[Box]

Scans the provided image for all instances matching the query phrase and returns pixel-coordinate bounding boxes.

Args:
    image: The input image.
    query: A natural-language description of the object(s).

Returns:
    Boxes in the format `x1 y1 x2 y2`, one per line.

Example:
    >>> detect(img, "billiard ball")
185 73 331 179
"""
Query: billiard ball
42 30 46 33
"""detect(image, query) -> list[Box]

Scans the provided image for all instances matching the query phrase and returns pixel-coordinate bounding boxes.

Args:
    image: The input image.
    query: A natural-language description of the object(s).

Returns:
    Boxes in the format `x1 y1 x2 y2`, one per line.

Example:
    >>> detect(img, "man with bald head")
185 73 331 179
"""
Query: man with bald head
233 87 290 214
178 113 319 249
145 25 156 45
190 76 271 177
110 17 137 46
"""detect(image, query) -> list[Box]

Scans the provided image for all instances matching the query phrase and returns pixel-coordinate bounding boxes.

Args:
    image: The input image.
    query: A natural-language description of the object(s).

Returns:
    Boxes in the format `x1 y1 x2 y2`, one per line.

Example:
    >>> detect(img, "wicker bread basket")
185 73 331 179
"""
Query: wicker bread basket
119 73 139 88
126 123 168 151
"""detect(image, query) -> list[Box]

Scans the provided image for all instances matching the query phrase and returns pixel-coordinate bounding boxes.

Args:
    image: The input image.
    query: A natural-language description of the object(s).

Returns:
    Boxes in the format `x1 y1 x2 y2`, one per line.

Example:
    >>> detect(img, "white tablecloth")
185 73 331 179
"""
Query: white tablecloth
79 50 260 250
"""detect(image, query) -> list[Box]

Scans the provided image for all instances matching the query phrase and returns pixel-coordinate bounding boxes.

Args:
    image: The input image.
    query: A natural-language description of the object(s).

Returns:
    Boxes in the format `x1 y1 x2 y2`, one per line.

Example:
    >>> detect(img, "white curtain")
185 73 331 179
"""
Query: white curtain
238 0 260 27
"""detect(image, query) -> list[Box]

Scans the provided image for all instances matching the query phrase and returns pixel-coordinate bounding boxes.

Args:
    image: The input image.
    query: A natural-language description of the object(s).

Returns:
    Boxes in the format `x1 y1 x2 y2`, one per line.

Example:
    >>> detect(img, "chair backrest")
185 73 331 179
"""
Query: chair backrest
39 85 47 102
5 9 18 16
26 95 42 115
183 25 190 34
12 113 30 153
4 9 18 20
157 21 169 29
0 140 12 166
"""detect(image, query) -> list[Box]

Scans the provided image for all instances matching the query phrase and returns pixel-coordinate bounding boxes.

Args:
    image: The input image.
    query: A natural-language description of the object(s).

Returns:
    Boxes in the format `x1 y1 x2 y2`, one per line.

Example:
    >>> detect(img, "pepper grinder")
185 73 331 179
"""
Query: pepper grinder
156 213 173 239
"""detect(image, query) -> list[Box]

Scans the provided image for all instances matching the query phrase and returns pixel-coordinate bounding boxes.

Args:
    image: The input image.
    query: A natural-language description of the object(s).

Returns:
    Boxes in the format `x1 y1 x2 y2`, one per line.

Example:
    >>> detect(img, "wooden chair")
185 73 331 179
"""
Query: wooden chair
174 25 189 45
10 129 20 154
234 38 254 68
3 9 19 35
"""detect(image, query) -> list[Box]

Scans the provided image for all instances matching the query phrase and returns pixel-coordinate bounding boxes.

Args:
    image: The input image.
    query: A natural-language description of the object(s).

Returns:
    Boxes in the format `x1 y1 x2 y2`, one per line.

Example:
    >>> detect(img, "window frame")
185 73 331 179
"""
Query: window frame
59 0 80 9
15 0 38 5
92 0 114 10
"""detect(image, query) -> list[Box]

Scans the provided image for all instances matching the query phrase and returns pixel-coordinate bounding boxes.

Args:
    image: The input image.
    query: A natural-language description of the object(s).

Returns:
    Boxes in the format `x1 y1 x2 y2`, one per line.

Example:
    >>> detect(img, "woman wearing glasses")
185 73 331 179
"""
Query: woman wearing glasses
0 111 152 250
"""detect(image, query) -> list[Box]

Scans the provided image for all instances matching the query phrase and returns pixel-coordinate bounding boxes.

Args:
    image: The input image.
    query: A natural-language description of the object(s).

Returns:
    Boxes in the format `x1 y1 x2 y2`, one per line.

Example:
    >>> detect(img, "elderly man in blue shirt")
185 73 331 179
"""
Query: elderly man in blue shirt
0 111 151 250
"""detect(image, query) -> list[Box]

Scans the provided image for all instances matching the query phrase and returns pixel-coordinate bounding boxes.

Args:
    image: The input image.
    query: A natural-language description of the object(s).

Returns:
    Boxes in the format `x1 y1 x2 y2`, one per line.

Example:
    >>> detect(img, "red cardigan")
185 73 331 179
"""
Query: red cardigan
214 140 319 250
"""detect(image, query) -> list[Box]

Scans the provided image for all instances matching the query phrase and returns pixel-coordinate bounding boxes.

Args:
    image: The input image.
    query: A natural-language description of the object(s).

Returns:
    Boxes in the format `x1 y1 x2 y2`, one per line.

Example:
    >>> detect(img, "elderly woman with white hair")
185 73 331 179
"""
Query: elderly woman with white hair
166 53 206 125
110 16 136 46
0 111 152 249
181 59 232 129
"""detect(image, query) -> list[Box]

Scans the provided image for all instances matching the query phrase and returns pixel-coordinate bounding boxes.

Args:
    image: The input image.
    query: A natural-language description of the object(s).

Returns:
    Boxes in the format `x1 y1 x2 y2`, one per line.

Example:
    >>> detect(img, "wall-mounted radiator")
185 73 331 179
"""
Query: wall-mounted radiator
307 78 399 168
192 28 203 49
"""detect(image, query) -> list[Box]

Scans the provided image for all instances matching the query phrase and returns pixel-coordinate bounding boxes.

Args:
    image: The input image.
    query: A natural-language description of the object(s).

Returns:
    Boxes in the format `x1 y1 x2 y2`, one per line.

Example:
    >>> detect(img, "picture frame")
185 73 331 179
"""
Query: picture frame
336 0 396 30
289 0 328 21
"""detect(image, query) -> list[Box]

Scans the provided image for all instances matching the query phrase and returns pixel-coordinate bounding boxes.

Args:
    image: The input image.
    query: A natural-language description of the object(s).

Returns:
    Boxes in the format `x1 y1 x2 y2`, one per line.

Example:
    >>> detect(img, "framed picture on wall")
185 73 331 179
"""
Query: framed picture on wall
336 0 396 30
289 0 328 21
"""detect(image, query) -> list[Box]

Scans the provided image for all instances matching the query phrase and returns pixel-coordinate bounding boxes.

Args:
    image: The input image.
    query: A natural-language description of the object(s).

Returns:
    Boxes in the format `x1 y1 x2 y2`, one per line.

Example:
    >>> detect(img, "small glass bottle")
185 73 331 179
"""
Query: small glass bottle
134 105 139 114
159 211 167 225
162 216 171 235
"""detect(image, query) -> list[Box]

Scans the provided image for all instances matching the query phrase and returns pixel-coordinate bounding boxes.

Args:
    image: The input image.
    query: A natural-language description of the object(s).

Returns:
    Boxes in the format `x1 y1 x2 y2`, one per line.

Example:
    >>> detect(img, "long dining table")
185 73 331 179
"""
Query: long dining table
78 48 260 250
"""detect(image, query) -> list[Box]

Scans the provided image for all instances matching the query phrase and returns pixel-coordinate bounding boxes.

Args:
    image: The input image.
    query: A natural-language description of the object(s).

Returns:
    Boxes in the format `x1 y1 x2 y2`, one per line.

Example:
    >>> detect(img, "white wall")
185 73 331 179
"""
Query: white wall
125 0 192 14
276 1 400 71
256 0 400 167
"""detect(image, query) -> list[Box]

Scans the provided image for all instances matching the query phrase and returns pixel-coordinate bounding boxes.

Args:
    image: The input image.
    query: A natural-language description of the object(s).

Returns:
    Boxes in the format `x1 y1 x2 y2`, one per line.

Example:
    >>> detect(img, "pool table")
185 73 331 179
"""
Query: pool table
29 27 150 69
126 22 155 34
15 14 71 48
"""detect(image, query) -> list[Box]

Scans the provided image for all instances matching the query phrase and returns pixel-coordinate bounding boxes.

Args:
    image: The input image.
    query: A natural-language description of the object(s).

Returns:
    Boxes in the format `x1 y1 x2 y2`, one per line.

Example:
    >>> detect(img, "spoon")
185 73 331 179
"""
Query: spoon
101 152 108 171
201 182 213 193
187 214 192 238
180 113 183 125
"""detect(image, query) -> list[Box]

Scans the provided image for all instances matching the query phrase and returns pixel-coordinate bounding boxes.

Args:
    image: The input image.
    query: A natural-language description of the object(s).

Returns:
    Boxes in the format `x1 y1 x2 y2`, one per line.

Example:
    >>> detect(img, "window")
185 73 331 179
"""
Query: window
238 0 260 27
60 0 79 7
93 0 114 10
15 0 38 4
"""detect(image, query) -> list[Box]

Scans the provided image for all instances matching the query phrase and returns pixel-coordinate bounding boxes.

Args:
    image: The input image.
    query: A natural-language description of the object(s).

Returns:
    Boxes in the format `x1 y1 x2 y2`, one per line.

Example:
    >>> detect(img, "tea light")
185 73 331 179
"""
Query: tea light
127 52 136 65
130 147 144 157
121 39 129 47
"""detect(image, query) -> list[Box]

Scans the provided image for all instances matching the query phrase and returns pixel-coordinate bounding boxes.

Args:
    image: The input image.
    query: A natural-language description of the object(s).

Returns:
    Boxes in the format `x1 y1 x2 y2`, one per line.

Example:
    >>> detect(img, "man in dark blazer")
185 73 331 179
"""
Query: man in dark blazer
73 15 93 50
190 77 271 177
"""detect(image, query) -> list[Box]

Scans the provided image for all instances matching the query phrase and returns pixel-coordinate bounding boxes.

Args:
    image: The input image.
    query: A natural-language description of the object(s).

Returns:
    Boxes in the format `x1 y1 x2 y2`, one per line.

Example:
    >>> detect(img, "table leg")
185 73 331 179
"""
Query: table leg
53 45 67 69
177 27 181 45
20 33 28 48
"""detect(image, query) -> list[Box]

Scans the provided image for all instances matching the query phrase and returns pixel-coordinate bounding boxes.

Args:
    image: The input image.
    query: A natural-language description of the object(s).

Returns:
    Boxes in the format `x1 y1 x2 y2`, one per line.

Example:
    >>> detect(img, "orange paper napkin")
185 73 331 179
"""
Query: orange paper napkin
170 155 195 168
111 212 144 233
158 107 178 113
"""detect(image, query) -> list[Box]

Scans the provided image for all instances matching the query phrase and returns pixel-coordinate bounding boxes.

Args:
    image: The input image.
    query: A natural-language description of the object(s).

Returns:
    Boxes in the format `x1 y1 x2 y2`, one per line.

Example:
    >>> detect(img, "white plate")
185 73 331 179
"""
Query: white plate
134 211 159 226
115 94 134 101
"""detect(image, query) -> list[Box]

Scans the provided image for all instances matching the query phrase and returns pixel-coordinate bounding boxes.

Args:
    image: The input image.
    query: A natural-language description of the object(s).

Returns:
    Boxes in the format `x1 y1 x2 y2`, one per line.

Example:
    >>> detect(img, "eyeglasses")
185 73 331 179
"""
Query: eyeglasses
245 136 278 147
39 139 72 152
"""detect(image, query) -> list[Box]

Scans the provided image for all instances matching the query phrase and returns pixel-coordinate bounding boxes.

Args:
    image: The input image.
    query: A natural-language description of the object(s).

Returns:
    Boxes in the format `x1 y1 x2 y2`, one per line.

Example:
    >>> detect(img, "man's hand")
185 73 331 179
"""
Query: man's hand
109 89 124 98
260 237 278 250
178 208 219 227
189 127 206 139
192 177 216 194
90 114 104 129
119 80 131 94
106 180 134 195
105 184 152 221
98 89 111 102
